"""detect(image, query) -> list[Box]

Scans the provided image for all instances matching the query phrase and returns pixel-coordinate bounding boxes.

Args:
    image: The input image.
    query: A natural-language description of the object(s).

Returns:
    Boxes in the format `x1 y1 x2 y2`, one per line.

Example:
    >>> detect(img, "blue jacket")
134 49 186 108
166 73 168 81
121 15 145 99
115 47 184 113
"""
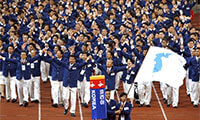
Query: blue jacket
79 60 95 82
121 67 137 84
189 56 200 82
44 56 66 81
186 56 193 79
28 54 42 77
54 58 86 88
103 99 117 120
5 58 31 80
182 2 196 17
97 64 127 90
96 56 123 67
153 38 161 47
117 102 132 120
0 59 2 72
182 46 192 58
1 52 18 77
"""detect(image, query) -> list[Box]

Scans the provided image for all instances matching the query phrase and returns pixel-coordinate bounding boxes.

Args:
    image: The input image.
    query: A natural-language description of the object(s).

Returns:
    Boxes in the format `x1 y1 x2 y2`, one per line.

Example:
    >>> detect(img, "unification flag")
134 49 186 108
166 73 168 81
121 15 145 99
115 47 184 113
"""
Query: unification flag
135 46 186 88
90 75 107 119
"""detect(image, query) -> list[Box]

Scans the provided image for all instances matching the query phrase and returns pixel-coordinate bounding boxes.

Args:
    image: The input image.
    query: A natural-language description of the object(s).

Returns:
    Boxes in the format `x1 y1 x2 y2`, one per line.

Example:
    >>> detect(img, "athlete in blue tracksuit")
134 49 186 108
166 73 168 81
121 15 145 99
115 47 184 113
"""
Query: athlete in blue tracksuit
189 47 200 107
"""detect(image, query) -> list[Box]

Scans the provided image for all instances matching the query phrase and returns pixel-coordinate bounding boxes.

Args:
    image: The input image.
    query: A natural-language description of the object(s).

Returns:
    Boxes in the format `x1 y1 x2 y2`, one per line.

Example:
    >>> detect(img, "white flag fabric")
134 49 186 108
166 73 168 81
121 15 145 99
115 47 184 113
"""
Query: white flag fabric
134 46 186 88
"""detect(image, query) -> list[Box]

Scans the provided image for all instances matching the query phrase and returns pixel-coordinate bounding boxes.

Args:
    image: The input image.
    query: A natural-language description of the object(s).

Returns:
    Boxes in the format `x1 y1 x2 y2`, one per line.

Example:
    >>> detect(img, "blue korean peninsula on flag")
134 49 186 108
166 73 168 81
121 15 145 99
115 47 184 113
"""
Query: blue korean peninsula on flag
135 46 186 88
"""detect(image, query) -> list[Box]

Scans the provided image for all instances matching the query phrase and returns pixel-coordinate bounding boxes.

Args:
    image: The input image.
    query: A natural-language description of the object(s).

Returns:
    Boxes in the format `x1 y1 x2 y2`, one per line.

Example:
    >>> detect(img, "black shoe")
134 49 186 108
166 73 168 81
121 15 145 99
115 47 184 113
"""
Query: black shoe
145 105 151 107
12 99 17 103
47 78 50 81
51 99 53 103
139 104 143 107
43 81 47 83
7 99 10 102
24 101 28 107
52 104 58 108
164 99 167 104
1 96 5 99
83 103 88 108
135 101 140 104
59 104 64 107
187 94 190 97
193 105 198 108
64 109 68 115
71 113 76 117
191 101 194 104
173 106 178 108
19 104 23 107
167 104 170 107
34 100 39 103
81 103 84 106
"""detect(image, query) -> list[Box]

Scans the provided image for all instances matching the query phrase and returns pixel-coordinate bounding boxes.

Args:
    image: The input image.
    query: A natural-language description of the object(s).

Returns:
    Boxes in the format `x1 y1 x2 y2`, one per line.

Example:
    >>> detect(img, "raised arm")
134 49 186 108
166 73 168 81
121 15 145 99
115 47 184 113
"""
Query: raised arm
115 65 128 73
27 54 41 63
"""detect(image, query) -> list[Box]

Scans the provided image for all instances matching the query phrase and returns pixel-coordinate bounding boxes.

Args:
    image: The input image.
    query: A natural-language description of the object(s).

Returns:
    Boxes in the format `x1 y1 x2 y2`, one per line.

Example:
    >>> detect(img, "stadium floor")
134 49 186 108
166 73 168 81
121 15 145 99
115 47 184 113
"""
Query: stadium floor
0 80 199 120
0 12 200 120
191 13 200 29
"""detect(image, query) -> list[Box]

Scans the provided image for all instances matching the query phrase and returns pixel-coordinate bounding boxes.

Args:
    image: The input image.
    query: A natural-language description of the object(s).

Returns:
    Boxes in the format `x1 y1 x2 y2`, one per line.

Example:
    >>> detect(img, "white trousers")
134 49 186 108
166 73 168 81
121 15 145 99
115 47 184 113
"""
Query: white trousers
5 74 17 100
58 81 63 104
16 80 23 105
79 77 90 104
199 82 200 102
110 90 115 100
115 71 123 90
23 80 31 102
186 69 192 95
51 80 63 104
40 61 50 82
190 81 199 105
49 76 53 100
122 81 134 99
63 86 77 113
0 72 5 85
160 82 168 100
16 79 30 104
138 81 152 105
29 76 40 101
167 86 179 107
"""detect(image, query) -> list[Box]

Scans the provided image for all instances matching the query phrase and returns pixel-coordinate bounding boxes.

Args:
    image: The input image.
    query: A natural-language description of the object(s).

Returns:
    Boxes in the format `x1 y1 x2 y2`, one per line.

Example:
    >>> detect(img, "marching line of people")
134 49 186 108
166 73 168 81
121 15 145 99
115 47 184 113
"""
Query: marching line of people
0 41 199 114
0 0 199 119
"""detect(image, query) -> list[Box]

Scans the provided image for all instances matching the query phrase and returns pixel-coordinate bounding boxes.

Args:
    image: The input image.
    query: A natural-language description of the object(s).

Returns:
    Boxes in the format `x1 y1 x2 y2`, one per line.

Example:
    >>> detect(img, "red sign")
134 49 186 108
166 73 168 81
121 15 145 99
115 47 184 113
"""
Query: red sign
90 75 105 89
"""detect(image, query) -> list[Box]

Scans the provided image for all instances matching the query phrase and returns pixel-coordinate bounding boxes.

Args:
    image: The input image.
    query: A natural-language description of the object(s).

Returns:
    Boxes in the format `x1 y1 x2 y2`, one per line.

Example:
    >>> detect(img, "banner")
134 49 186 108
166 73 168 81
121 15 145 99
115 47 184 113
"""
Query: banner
90 75 107 119
135 46 186 88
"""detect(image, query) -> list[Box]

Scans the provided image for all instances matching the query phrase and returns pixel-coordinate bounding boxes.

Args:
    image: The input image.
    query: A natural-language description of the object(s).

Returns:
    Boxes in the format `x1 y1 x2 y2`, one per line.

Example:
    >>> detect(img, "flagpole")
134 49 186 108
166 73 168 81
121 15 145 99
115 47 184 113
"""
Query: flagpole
115 47 152 120
126 46 151 101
